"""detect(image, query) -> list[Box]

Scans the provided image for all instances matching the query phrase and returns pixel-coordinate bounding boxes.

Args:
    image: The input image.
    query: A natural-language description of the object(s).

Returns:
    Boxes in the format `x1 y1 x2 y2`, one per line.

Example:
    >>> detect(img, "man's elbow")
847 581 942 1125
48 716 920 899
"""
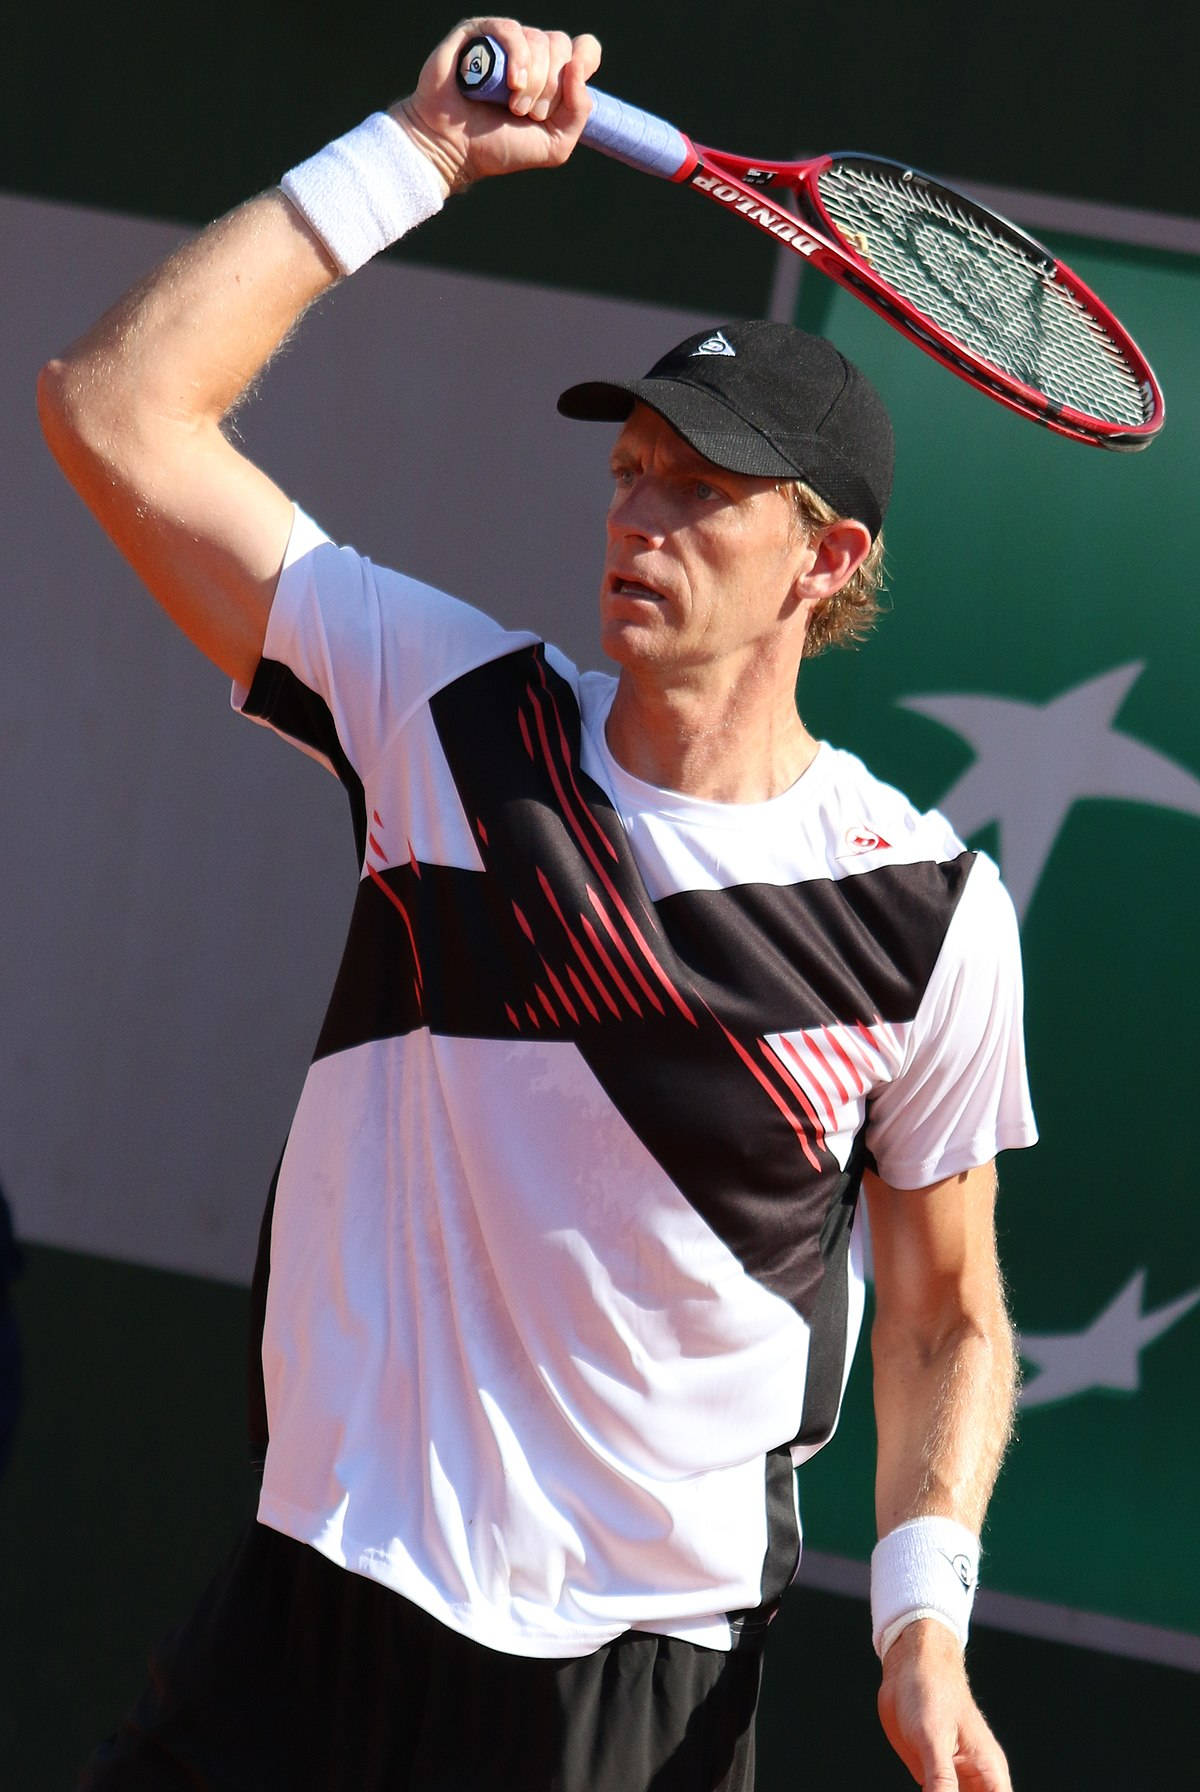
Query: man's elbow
873 1284 1016 1379
37 353 105 478
37 355 74 452
37 351 170 509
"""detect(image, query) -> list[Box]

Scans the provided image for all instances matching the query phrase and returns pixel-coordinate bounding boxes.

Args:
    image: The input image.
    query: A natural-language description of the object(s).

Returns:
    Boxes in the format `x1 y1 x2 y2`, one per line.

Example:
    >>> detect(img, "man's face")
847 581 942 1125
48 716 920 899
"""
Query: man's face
599 404 816 681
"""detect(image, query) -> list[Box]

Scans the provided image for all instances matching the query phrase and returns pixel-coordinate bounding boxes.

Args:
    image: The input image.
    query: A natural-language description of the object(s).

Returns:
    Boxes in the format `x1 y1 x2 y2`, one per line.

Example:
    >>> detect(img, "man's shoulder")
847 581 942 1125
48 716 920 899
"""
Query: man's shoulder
271 506 571 710
816 742 968 870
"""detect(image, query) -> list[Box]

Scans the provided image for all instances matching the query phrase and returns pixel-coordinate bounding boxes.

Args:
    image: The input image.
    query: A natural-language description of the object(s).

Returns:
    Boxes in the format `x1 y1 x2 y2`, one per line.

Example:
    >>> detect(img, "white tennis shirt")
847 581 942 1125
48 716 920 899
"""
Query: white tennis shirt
236 508 1037 1657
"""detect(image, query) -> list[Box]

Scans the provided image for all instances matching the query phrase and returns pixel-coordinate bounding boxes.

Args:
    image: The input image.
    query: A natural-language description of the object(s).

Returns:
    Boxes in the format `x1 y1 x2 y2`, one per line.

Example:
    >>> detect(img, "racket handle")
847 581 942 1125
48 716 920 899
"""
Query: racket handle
456 36 695 180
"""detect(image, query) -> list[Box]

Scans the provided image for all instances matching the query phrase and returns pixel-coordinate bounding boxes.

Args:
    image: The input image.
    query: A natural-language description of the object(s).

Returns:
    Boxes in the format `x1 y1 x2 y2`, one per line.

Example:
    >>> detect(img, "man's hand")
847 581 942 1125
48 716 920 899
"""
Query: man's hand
395 16 602 193
877 1621 1011 1790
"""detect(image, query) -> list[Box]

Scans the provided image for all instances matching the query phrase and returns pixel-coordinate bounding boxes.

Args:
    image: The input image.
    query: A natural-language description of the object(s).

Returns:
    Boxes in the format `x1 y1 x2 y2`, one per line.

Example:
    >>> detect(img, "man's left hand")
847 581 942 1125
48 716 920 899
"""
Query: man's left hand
877 1620 1012 1790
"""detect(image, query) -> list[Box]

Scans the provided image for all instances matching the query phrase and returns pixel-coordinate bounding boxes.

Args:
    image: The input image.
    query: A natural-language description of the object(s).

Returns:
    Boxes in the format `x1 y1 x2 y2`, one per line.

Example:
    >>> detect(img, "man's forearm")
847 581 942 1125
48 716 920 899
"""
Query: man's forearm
872 1295 1018 1537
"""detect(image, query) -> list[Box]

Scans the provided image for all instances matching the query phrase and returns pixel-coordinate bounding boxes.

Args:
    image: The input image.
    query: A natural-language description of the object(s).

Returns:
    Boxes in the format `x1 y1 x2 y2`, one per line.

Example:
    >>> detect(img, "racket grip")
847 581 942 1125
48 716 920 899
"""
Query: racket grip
455 36 694 180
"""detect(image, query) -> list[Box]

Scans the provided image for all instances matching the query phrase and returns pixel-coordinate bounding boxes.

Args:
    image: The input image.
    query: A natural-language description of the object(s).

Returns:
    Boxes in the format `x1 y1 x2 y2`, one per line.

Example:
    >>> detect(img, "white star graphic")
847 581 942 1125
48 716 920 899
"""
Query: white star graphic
1018 1270 1200 1409
898 663 1200 918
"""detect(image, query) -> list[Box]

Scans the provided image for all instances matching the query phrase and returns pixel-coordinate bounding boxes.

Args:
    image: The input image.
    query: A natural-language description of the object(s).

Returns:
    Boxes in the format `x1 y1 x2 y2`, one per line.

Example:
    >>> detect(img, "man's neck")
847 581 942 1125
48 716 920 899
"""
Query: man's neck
605 674 820 804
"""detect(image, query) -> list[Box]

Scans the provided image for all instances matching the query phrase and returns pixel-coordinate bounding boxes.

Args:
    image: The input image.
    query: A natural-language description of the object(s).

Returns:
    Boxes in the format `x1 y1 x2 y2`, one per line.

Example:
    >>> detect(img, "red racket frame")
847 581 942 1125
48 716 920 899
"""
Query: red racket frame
665 141 1163 451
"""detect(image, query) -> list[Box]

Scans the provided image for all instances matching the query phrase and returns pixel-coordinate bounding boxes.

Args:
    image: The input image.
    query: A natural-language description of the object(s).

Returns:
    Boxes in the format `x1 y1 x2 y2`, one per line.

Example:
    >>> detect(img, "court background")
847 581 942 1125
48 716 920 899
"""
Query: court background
2 3 1197 1784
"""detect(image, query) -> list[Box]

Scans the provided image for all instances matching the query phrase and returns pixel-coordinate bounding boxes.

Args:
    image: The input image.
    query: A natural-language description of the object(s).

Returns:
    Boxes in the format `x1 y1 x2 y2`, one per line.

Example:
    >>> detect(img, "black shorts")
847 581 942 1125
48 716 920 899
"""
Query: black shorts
80 1520 764 1791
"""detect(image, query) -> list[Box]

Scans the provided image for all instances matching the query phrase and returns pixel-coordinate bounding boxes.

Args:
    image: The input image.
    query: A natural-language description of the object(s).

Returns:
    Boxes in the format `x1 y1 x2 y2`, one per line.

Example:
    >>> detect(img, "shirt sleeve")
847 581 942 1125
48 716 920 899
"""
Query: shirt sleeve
866 854 1038 1189
234 505 538 784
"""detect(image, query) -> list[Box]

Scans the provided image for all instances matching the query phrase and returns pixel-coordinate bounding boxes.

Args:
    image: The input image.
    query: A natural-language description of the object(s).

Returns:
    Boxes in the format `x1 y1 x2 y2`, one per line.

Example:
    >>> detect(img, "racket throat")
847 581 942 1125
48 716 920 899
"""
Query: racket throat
688 166 823 257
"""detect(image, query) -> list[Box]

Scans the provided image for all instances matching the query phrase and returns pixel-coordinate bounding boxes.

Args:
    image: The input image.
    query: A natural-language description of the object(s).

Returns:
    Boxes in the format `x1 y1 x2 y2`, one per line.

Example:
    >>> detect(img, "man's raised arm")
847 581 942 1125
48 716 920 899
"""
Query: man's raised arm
36 17 601 688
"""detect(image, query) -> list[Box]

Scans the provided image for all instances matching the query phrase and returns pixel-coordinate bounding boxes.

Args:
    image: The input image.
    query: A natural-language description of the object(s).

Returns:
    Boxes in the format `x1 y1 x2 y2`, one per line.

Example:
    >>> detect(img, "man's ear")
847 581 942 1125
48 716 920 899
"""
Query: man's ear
798 517 874 600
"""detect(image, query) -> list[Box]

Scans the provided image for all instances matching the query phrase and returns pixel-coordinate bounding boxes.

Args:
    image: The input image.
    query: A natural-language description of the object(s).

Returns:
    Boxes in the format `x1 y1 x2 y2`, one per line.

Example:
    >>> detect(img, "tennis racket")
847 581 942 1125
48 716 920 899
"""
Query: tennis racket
457 36 1164 451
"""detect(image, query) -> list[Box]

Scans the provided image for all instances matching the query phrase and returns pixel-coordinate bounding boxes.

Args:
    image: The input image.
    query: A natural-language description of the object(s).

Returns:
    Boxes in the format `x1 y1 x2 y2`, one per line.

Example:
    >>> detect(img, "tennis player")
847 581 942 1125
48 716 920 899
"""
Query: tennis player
41 18 1035 1791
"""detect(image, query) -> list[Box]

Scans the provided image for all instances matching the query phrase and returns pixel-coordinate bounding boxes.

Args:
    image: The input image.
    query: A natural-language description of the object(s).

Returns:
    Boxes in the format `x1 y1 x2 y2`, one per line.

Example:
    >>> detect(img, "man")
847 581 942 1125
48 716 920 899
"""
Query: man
40 17 1036 1791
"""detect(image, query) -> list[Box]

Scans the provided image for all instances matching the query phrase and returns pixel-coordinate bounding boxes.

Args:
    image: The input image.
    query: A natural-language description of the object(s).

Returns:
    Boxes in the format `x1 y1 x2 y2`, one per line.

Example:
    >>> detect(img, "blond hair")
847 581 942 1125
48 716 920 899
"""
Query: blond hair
787 483 887 658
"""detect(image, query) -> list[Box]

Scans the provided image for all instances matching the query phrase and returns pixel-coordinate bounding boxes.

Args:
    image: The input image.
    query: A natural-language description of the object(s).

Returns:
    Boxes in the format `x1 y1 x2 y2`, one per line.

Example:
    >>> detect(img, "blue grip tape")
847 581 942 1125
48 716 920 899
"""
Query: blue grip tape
583 90 691 178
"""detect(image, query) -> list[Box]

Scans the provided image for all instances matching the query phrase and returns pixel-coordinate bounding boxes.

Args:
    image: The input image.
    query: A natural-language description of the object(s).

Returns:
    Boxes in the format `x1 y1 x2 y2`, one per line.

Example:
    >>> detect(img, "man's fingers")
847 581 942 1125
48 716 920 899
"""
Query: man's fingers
406 17 603 185
506 26 599 127
908 1720 960 1790
453 18 588 120
557 32 602 128
509 28 551 115
462 20 599 114
523 29 571 120
931 1736 1013 1790
953 1704 1013 1791
923 1776 959 1792
877 1629 1012 1792
910 1722 1012 1790
571 31 602 82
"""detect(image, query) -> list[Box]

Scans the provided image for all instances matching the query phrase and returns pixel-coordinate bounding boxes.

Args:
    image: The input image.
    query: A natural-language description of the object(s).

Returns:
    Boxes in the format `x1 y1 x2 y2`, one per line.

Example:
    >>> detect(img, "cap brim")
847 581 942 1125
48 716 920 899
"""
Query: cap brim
557 378 805 480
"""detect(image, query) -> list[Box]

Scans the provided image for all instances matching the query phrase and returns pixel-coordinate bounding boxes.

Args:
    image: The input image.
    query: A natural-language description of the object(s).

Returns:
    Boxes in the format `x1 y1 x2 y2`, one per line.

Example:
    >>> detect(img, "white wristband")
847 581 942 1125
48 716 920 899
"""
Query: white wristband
870 1517 980 1660
280 111 446 276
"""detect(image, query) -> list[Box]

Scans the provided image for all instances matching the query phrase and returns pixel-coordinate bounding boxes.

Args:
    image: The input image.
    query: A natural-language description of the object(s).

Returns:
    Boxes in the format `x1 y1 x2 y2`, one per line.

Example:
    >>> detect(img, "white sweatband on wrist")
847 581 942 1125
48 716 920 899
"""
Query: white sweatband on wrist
280 112 446 276
870 1516 980 1660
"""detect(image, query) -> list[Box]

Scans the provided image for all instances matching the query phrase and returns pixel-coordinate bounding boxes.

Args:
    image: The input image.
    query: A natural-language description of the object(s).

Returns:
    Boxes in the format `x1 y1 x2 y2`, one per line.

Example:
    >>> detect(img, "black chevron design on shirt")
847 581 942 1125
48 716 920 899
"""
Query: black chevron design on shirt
244 643 973 1446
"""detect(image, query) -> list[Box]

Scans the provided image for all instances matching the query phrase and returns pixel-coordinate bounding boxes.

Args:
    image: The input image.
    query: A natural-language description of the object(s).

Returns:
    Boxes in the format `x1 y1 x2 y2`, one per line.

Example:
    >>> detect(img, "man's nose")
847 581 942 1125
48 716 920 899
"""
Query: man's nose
608 476 664 542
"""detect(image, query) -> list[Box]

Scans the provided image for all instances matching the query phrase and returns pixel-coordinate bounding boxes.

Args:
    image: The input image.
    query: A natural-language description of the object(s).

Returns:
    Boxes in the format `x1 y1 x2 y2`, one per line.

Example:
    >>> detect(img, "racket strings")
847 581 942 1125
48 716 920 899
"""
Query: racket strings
814 164 1151 427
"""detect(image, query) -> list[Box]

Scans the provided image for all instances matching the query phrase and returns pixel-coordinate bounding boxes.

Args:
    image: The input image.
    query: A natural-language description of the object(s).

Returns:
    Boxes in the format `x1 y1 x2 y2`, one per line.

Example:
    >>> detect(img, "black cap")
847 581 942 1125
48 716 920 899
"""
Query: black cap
558 320 894 538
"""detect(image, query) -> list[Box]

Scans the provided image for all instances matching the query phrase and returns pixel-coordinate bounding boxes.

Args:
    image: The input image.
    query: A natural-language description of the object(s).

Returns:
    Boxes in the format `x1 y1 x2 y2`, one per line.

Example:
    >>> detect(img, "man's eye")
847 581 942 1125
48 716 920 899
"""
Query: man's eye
694 480 718 500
